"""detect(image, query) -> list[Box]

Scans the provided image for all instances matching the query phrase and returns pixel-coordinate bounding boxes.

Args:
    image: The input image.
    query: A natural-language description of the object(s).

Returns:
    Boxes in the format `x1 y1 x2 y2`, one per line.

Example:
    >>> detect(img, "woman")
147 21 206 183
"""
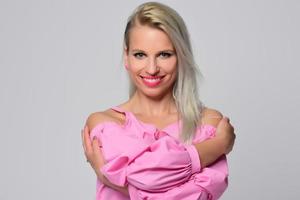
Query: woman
82 2 235 200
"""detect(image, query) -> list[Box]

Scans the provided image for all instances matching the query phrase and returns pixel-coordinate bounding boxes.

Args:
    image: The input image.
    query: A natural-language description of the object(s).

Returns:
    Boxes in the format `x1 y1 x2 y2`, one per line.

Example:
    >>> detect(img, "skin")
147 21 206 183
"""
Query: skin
82 24 235 196
124 24 178 104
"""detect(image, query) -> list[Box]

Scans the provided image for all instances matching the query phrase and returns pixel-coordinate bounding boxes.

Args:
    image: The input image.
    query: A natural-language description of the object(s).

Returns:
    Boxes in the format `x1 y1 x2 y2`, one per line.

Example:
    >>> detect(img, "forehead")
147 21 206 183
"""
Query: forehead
129 25 174 51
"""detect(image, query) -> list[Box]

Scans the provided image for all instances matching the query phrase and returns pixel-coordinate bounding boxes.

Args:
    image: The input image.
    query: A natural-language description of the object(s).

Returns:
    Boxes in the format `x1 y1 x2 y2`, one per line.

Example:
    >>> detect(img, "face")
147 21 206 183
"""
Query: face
124 24 177 98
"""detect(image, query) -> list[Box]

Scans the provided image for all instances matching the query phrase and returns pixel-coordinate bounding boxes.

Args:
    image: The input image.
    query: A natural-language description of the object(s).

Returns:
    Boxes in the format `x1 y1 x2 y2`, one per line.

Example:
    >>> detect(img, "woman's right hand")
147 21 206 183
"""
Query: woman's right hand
215 117 236 154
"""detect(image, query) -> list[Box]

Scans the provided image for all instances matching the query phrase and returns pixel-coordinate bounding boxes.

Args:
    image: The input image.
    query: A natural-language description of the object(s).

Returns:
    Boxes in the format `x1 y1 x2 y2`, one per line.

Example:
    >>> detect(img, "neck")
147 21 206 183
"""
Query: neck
127 90 177 116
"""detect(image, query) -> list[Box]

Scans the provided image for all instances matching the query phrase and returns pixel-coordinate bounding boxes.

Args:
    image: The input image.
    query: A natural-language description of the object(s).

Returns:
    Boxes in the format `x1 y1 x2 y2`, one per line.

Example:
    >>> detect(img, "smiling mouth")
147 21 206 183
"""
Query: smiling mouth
140 75 165 87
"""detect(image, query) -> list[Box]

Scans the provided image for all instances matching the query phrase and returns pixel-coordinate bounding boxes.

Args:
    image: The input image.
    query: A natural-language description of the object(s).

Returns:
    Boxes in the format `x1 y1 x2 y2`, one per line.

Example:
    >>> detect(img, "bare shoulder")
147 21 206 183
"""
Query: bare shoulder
86 108 124 131
200 107 223 128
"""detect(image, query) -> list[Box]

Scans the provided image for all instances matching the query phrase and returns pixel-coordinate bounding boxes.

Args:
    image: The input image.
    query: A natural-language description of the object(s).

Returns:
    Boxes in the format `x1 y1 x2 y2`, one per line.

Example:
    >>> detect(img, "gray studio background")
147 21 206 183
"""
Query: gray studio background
0 0 299 199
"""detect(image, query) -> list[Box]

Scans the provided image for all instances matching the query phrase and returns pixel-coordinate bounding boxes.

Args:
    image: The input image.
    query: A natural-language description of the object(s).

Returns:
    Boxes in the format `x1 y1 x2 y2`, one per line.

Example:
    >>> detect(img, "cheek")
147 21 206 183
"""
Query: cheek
127 63 145 80
159 58 177 73
128 58 147 70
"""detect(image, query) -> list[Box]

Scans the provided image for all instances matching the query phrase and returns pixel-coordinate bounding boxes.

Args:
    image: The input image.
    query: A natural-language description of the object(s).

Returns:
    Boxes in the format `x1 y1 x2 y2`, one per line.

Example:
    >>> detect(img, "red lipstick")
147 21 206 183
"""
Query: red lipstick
141 76 164 87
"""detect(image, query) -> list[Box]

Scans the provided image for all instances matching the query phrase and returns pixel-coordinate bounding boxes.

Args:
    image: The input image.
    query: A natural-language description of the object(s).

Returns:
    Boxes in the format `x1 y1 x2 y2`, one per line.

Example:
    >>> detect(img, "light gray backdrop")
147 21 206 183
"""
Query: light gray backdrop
0 0 299 199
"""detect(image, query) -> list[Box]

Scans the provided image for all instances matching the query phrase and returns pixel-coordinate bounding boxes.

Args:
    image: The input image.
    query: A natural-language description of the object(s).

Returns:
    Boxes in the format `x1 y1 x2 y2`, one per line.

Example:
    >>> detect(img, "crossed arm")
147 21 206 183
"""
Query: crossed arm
81 109 235 197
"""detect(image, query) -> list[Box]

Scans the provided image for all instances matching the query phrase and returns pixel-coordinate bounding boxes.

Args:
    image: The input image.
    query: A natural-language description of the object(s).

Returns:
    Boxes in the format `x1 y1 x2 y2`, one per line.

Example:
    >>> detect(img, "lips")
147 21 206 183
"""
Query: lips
140 75 165 87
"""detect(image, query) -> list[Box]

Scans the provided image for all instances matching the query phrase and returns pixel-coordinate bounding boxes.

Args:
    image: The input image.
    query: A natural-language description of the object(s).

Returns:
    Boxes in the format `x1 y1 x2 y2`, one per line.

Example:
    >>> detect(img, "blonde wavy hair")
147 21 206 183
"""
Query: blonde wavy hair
123 2 204 143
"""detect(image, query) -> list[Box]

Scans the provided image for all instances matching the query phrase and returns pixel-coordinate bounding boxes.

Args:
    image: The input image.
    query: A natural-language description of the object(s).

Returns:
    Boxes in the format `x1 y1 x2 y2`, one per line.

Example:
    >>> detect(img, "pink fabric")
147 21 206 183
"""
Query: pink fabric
89 106 228 200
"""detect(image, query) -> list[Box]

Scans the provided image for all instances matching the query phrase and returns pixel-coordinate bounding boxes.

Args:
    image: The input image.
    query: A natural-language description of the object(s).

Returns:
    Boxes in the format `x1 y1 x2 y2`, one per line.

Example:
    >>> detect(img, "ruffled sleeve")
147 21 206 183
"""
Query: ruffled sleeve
127 155 228 200
90 124 202 192
127 125 229 200
125 136 201 192
191 125 229 200
90 123 228 200
193 155 228 200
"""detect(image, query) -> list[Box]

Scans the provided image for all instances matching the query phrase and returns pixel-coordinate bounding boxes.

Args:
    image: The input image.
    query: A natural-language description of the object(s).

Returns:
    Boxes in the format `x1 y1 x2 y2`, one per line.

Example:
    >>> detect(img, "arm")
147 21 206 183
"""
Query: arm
118 108 234 200
83 109 235 197
193 117 235 168
84 111 202 191
126 110 234 200
127 155 228 200
194 108 235 168
82 112 129 196
125 123 231 200
193 138 225 168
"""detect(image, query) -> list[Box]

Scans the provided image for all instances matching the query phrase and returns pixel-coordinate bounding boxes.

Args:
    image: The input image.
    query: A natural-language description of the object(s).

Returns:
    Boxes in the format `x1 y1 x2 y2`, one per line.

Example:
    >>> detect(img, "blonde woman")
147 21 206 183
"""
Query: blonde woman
82 2 235 200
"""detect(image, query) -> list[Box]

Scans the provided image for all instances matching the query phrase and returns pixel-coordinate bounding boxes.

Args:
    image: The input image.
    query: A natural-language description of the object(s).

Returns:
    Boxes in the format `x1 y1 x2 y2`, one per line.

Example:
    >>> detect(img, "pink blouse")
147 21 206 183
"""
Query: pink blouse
90 106 228 200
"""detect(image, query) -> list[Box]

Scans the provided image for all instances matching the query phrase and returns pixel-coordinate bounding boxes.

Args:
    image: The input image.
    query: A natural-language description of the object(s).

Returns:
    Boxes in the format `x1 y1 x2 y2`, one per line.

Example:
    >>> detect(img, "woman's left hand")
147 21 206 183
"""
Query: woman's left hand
81 126 106 182
81 126 129 196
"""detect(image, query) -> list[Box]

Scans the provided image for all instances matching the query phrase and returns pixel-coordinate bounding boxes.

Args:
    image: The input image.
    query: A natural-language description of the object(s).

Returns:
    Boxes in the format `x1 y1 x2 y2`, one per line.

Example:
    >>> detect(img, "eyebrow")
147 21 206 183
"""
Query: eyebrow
131 49 145 53
131 49 175 53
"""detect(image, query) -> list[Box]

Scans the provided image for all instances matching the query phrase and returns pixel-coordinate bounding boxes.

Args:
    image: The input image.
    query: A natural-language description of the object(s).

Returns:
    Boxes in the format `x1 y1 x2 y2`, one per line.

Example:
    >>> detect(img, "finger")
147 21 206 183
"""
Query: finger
223 116 229 123
224 118 234 131
92 136 100 150
81 128 87 145
81 129 87 152
229 125 234 133
81 129 90 162
98 138 103 148
92 137 106 165
84 125 93 154
218 117 229 129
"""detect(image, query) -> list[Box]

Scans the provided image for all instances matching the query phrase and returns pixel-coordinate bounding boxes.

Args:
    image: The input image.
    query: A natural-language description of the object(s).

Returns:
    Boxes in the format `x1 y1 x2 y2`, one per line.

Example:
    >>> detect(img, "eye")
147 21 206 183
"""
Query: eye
133 52 146 59
159 52 172 58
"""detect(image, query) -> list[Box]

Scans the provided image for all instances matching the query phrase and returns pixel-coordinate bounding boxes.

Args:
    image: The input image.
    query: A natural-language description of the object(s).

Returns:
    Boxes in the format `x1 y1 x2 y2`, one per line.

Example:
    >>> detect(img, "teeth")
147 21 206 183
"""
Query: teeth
143 78 161 82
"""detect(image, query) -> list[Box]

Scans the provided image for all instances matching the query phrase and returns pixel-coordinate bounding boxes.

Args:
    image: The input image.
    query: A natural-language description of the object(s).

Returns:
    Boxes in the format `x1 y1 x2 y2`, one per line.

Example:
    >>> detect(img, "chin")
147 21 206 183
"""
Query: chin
137 86 173 99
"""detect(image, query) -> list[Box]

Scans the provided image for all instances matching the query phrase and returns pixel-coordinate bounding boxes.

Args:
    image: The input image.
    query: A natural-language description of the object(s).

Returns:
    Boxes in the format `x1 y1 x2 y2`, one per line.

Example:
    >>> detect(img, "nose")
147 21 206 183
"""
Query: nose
146 57 159 75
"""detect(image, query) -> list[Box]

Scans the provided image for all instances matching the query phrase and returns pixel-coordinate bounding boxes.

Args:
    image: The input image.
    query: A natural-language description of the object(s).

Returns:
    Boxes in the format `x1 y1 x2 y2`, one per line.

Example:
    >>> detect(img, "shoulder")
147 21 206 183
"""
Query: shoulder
200 107 223 128
85 108 124 131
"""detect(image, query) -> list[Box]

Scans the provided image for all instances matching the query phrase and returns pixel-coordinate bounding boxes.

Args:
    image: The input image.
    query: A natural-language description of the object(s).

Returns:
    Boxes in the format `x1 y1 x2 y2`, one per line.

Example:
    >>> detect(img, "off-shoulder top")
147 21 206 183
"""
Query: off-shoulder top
89 106 228 200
